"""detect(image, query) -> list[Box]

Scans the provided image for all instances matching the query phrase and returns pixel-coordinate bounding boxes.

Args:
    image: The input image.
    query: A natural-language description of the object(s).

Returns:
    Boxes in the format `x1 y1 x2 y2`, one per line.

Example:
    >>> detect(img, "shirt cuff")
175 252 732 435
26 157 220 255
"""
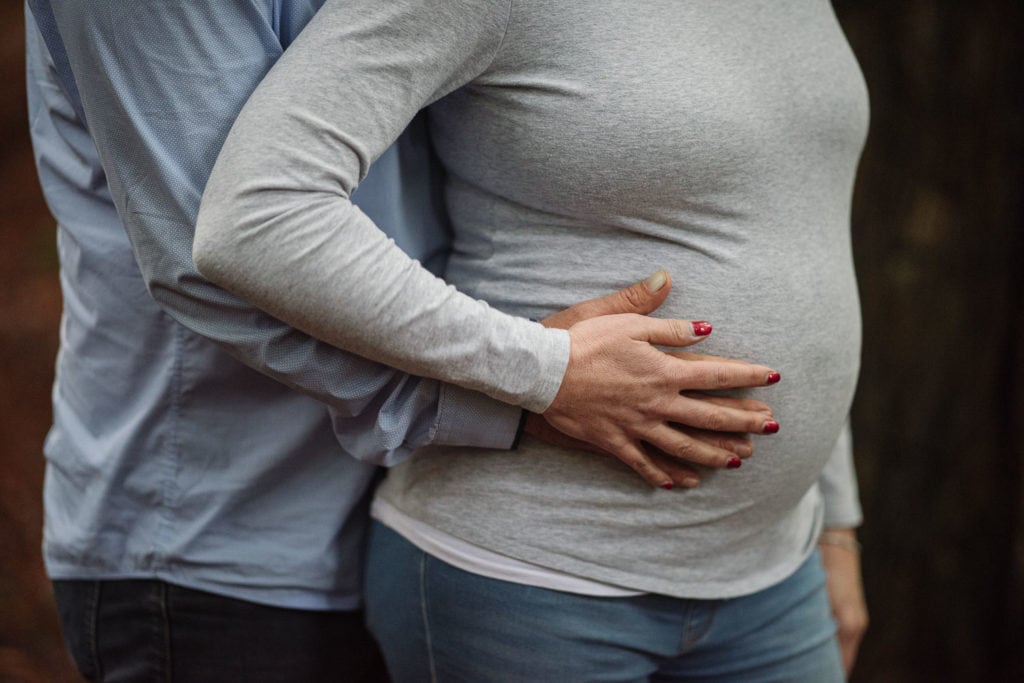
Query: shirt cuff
433 383 524 450
523 326 571 413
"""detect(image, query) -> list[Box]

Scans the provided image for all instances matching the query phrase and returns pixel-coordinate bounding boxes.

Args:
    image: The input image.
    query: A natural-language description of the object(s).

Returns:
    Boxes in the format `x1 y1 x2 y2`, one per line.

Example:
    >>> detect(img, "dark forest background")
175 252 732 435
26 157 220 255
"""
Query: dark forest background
1 2 1021 681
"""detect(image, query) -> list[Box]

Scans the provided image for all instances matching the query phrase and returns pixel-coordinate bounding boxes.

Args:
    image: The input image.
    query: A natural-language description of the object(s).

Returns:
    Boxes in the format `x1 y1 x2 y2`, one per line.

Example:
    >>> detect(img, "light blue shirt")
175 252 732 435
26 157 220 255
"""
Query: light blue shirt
25 0 522 610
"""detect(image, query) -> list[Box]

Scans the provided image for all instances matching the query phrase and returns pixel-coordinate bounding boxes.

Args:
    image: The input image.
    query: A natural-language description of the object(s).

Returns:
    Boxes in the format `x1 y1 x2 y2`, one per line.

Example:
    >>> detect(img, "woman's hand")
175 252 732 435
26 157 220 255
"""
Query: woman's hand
819 528 869 675
535 270 780 488
523 410 766 489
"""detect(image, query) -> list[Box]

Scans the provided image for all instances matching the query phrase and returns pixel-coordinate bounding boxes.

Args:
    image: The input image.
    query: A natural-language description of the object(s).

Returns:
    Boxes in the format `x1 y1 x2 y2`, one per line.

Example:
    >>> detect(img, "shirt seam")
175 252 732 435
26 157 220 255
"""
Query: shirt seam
494 0 514 64
152 322 183 568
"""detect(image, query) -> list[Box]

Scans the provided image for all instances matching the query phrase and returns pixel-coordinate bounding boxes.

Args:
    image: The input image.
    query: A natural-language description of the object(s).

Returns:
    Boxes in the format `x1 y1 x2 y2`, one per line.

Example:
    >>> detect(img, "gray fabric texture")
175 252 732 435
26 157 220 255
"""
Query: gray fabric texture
195 0 867 598
195 0 568 414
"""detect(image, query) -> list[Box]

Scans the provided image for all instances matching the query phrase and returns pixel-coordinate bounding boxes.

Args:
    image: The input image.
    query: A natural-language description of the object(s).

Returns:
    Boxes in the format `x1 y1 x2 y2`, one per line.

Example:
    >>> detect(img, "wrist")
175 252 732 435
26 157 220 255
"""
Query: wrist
818 528 862 554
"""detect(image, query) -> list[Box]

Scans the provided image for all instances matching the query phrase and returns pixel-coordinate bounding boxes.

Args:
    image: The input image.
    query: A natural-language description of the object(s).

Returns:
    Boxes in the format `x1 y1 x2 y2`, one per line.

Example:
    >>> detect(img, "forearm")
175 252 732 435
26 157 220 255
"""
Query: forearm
195 178 569 413
816 419 868 674
193 0 570 412
818 525 868 675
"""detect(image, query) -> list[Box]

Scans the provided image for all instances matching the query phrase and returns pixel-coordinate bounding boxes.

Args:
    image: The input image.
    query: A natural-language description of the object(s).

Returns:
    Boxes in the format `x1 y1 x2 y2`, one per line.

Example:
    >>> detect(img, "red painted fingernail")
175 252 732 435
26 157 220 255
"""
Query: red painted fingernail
763 421 780 434
727 456 743 469
692 321 712 336
661 482 674 490
766 372 781 385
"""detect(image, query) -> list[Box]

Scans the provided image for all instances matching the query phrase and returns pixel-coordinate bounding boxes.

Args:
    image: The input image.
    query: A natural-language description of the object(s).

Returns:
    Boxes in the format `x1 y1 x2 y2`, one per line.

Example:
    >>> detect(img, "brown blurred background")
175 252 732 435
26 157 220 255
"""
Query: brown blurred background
0 1 74 681
1 2 1021 682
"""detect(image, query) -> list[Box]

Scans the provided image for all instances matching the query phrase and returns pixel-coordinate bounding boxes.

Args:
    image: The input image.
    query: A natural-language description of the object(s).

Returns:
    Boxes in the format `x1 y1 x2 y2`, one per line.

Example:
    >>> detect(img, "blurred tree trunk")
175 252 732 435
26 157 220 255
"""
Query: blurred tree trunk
834 1 1024 681
0 4 79 683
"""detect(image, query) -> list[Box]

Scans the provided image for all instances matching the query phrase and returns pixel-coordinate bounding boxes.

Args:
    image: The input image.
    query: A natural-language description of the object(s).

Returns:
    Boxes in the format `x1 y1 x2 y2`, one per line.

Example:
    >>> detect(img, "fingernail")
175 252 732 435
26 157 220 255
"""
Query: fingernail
727 456 743 469
644 270 668 293
766 371 781 385
763 421 780 434
682 477 700 488
692 321 712 336
661 482 674 490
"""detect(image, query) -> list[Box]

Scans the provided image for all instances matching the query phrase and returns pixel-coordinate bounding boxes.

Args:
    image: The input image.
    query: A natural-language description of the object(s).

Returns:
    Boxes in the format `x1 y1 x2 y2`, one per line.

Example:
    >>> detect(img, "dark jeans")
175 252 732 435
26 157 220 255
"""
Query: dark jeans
52 579 389 683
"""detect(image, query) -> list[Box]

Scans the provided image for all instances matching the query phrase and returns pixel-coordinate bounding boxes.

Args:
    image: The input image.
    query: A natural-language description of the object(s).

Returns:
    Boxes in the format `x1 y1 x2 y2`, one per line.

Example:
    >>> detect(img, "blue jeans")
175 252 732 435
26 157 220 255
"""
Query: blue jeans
365 522 843 682
52 579 389 682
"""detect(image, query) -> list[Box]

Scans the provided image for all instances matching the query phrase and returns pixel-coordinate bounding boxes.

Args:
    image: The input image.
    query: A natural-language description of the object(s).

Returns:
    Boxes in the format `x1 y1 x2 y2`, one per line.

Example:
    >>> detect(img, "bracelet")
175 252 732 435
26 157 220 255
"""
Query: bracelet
818 531 862 554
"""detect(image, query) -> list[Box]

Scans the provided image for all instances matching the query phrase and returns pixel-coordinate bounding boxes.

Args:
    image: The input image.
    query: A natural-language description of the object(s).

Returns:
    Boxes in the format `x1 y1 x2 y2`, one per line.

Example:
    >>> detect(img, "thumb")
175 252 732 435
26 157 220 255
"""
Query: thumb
541 270 672 330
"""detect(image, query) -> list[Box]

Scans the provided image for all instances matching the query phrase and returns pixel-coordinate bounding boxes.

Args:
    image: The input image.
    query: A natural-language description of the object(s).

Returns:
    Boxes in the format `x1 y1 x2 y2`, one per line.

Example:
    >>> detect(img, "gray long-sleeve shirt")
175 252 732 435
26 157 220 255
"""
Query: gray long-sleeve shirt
196 0 866 597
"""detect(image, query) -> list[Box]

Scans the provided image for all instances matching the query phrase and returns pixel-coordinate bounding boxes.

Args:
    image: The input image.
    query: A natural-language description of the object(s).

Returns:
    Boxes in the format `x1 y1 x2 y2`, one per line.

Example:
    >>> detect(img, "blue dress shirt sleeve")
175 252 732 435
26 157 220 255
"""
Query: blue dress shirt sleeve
34 0 522 463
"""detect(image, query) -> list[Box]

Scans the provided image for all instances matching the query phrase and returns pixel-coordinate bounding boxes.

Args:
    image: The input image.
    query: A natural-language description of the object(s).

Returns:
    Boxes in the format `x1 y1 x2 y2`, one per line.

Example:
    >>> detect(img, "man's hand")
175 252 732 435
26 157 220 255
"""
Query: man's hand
535 270 781 489
819 528 869 676
539 270 676 330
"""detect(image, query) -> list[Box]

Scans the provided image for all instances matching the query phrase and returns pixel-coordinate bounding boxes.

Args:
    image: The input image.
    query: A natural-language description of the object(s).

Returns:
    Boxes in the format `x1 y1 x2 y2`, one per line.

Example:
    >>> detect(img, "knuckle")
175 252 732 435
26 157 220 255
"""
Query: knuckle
671 439 698 460
684 364 710 388
713 365 732 388
669 318 691 341
629 457 653 475
619 285 647 311
702 411 728 432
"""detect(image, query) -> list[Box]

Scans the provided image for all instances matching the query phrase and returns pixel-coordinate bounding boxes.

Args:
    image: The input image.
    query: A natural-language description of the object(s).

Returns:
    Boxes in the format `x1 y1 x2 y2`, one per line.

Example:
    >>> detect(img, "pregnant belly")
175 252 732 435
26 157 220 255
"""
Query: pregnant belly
448 223 861 497
385 228 860 596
